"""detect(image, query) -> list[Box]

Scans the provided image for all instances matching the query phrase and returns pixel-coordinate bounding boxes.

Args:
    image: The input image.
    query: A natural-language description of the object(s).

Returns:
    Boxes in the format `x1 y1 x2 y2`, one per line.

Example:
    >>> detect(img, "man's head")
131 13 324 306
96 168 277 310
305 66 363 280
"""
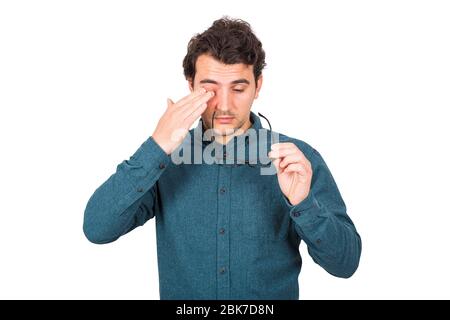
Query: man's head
183 17 266 139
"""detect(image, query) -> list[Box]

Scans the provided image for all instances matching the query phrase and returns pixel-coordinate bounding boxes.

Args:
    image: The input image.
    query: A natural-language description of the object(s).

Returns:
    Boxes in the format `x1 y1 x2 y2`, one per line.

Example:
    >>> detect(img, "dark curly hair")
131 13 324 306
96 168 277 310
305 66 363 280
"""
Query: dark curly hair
183 17 266 84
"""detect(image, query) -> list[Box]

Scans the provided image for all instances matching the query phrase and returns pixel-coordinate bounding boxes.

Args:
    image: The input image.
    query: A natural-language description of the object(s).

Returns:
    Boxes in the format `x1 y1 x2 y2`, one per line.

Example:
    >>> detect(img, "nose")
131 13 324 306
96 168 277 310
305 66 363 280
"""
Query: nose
211 88 230 113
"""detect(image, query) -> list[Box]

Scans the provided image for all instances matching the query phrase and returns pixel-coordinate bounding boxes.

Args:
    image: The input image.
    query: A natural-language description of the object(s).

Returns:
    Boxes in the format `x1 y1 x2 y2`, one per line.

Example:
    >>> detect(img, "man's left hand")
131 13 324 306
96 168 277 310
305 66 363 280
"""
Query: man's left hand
268 143 313 206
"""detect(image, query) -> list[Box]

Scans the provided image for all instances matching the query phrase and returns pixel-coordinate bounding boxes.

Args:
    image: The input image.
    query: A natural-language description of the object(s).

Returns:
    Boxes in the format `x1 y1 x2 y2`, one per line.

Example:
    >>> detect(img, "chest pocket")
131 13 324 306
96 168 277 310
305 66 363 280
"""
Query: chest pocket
235 170 291 241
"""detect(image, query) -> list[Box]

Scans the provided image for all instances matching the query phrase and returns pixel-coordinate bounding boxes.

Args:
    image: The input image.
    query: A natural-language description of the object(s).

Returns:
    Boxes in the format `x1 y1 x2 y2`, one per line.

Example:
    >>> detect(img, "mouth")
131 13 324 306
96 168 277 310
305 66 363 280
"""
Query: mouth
215 117 234 124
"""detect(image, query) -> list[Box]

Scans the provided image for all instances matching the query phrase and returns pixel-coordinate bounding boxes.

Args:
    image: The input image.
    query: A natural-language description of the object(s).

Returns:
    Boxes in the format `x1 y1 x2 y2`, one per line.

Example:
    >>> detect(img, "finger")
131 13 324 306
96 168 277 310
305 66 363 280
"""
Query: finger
272 158 283 174
268 148 297 160
279 154 305 169
283 163 308 176
271 143 309 165
181 91 214 116
175 87 207 106
192 90 215 106
271 143 303 156
272 158 291 175
271 142 296 150
271 143 302 158
178 87 207 105
184 102 208 125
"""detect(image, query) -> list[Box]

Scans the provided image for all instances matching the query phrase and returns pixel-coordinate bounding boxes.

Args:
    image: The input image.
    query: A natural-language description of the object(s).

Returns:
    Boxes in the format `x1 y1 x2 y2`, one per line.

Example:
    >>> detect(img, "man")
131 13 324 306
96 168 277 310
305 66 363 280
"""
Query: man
83 17 362 300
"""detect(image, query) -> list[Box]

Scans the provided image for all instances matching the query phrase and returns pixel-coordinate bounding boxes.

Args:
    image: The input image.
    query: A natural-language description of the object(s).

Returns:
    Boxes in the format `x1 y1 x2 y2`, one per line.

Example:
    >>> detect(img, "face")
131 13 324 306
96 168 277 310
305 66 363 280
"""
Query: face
189 54 263 138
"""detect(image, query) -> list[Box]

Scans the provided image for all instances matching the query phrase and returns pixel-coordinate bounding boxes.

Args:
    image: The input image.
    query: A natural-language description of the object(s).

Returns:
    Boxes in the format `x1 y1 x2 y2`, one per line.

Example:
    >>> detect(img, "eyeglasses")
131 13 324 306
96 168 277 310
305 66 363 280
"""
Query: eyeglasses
211 111 274 167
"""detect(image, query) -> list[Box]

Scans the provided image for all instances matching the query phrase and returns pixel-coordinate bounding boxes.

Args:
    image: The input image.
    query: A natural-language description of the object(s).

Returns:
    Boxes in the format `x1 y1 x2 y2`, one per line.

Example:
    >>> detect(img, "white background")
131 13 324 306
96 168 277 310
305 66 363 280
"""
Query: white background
1 0 449 299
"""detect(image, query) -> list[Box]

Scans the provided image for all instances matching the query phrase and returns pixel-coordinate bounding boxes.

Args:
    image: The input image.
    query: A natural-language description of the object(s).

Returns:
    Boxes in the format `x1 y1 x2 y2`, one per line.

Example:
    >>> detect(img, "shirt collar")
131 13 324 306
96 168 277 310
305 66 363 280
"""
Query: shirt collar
193 111 263 147
190 111 273 166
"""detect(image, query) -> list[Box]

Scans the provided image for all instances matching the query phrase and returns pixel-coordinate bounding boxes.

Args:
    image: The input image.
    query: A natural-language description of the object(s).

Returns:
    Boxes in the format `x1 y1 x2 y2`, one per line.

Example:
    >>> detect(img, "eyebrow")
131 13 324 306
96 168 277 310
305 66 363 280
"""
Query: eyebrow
199 78 250 85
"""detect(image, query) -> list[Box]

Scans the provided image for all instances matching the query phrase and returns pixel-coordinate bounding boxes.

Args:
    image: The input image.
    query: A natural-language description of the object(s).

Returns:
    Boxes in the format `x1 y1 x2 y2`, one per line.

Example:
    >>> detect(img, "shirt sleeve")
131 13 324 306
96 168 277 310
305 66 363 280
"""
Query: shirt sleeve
83 136 170 244
283 145 362 278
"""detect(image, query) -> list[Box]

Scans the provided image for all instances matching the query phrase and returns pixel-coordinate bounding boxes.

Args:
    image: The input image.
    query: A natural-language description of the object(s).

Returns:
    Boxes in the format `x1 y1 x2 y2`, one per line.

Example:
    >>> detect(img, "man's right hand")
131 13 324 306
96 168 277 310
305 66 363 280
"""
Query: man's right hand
152 88 215 155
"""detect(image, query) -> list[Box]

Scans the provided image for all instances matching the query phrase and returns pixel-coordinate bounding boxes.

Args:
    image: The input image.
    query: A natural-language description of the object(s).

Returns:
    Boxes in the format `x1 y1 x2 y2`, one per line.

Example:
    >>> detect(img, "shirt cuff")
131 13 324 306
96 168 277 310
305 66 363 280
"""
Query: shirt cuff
132 136 171 170
283 192 321 225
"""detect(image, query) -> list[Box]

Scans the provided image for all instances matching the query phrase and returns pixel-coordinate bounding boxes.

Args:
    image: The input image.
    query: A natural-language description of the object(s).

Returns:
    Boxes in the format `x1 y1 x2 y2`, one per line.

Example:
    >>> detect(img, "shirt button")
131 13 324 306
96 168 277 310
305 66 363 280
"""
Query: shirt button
219 228 225 235
219 267 226 274
292 211 300 217
219 187 226 194
316 239 322 245
137 187 144 193
159 163 166 169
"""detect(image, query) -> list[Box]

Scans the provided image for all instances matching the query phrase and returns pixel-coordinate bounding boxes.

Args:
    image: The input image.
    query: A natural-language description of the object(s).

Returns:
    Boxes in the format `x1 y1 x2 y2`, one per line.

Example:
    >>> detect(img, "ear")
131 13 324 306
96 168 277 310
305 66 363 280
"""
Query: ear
254 74 263 99
188 78 194 92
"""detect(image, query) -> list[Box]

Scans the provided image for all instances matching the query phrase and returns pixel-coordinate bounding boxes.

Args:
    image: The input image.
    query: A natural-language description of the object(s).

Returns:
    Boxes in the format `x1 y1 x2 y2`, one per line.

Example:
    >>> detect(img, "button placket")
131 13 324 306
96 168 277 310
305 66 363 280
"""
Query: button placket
216 165 231 299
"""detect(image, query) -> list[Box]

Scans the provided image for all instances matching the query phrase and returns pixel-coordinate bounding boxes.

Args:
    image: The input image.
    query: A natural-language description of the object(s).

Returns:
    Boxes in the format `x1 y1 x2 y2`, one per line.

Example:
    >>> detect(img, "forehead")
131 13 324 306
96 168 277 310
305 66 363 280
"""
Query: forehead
195 54 254 83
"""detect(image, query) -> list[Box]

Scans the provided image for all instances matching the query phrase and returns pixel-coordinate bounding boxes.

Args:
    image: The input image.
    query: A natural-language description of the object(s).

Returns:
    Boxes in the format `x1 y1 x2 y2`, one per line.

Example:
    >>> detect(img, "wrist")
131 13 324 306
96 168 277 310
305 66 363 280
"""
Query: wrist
287 192 309 206
151 134 171 155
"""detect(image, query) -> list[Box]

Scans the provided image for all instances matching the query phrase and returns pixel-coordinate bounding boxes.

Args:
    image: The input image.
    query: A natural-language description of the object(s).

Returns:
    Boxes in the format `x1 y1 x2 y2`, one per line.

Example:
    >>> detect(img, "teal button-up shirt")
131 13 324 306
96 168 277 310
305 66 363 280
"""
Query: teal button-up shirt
83 111 361 299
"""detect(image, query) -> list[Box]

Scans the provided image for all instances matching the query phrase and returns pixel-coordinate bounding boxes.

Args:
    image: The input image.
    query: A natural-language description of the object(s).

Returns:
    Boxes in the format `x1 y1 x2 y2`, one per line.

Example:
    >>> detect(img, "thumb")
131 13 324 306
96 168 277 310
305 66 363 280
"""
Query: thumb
166 98 174 108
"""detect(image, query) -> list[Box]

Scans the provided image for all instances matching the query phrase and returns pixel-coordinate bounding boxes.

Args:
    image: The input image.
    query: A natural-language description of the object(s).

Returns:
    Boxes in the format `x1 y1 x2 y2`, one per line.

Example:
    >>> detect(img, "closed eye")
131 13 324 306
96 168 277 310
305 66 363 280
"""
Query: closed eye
233 89 244 93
